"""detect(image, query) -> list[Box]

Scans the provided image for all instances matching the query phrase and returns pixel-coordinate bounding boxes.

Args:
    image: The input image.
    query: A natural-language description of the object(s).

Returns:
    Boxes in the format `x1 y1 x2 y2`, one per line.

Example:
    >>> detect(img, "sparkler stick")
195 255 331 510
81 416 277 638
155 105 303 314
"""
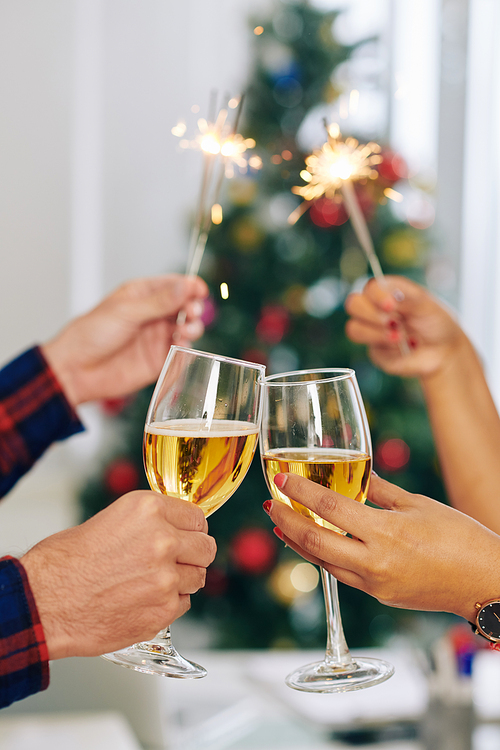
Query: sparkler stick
342 180 410 355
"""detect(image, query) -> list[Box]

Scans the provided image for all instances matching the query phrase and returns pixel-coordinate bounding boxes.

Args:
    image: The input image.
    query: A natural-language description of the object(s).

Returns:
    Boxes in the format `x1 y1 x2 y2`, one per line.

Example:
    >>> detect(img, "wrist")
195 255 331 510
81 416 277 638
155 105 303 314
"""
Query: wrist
419 332 476 391
20 549 74 660
40 337 81 408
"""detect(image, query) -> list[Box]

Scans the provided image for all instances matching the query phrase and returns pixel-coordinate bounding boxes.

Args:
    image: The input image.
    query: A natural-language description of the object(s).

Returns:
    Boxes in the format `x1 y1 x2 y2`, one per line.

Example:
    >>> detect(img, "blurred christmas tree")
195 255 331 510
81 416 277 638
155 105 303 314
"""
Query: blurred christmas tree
81 1 445 650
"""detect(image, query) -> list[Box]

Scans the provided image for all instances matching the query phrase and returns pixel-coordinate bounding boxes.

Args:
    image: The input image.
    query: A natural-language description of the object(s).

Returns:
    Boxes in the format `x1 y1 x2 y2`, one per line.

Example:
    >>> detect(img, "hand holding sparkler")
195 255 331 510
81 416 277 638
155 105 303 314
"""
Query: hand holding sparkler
289 122 410 355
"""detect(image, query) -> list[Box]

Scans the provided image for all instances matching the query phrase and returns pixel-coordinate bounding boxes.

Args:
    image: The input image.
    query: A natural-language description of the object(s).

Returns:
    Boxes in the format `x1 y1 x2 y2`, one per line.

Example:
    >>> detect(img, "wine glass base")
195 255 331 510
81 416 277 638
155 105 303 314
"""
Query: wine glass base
285 656 394 693
101 642 207 679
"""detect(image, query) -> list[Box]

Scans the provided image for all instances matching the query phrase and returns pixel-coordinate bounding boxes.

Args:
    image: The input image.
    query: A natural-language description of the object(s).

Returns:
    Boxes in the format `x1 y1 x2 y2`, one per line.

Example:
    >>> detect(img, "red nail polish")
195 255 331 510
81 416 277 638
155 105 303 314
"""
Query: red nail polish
388 320 398 330
409 337 417 349
263 500 272 515
274 473 287 489
274 527 284 541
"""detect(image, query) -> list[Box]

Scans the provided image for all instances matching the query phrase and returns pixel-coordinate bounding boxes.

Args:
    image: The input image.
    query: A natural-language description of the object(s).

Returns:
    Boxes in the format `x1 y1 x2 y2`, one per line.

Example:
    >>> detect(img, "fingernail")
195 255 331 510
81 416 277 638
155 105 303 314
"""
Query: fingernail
192 301 203 317
393 289 405 302
274 527 284 541
371 470 379 477
388 319 398 330
388 330 400 342
381 298 396 313
409 337 417 349
274 473 287 489
263 500 272 515
185 322 200 337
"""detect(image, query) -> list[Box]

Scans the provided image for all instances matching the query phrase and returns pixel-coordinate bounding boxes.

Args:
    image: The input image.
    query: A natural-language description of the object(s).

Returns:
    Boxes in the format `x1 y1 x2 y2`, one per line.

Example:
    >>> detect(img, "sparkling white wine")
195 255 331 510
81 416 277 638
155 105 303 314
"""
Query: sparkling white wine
261 447 371 534
144 419 259 517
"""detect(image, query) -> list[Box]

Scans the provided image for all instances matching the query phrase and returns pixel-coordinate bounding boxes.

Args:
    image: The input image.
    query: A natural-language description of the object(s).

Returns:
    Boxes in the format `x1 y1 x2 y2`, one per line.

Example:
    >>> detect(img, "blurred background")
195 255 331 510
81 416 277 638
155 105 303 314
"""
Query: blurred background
2 0 500 748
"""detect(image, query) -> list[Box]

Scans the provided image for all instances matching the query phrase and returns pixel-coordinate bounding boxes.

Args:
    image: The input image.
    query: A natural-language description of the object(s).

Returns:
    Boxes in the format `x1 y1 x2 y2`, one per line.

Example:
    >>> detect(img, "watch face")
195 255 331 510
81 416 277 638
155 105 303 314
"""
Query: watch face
478 602 500 640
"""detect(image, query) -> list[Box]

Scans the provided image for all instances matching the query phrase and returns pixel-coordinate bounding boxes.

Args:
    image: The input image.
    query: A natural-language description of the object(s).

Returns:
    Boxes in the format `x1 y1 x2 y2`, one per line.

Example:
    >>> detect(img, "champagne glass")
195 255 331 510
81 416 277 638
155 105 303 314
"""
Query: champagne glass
103 346 265 678
260 368 394 693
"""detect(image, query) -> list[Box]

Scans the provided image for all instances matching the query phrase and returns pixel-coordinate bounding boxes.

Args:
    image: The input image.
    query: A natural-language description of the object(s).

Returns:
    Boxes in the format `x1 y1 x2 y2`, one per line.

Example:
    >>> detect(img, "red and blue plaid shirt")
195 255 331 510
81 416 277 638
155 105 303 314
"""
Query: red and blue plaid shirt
0 346 83 708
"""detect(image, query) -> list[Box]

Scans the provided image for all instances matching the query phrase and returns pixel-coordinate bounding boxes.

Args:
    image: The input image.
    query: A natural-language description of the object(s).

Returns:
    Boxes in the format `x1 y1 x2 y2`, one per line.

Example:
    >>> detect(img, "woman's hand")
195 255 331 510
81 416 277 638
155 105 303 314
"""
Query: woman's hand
345 276 470 380
264 473 500 623
346 276 500 535
42 274 208 406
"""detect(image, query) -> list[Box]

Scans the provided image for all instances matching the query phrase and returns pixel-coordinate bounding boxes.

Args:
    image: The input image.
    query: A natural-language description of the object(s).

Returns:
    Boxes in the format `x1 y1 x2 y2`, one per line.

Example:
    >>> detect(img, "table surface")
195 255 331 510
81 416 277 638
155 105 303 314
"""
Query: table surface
156 648 487 750
2 647 500 750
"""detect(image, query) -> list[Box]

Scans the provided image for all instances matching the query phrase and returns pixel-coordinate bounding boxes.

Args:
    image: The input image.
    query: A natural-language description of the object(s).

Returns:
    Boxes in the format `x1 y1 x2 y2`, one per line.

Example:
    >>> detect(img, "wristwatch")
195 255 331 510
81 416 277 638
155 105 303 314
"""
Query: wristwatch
470 599 500 643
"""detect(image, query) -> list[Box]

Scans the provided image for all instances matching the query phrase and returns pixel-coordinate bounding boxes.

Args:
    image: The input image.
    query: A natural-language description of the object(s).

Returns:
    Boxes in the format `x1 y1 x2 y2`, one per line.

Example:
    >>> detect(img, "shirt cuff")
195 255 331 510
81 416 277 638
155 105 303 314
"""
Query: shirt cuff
0 556 49 708
0 346 85 498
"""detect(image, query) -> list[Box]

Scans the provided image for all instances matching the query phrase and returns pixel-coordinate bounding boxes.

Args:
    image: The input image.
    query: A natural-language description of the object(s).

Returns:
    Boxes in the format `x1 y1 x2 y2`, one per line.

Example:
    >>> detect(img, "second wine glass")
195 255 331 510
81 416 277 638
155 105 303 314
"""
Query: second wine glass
103 346 265 678
260 368 394 693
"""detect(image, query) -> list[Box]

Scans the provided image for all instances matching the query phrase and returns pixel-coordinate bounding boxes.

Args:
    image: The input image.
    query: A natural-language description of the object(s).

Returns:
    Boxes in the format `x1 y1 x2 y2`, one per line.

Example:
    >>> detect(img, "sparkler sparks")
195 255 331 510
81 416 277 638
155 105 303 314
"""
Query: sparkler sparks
290 123 382 213
172 104 260 178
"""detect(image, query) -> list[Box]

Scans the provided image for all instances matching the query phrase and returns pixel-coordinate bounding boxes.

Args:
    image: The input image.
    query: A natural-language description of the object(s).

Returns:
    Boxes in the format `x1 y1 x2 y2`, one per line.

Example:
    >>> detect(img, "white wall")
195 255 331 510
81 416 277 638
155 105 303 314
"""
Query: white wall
0 0 268 360
461 0 500 406
0 1 72 364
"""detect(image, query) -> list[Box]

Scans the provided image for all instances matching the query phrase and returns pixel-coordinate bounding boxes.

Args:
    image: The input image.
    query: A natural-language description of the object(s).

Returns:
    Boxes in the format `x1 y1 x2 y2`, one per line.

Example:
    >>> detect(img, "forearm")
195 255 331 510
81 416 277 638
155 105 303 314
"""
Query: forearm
421 334 500 533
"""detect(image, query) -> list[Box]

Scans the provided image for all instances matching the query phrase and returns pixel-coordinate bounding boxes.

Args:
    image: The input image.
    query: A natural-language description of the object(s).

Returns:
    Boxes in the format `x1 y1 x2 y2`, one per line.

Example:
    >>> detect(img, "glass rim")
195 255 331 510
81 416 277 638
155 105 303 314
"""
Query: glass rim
263 367 355 386
169 345 266 373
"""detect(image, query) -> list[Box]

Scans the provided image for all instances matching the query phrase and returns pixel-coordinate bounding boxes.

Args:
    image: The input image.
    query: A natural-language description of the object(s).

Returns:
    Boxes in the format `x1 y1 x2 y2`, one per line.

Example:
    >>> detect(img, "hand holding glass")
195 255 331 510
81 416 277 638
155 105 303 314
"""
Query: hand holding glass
260 368 394 692
103 346 265 678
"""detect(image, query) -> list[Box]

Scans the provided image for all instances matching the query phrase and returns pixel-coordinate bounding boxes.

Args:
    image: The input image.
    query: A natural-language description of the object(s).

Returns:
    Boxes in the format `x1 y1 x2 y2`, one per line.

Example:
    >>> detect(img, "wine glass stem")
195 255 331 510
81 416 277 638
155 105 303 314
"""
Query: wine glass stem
321 568 353 667
136 626 174 654
155 627 172 646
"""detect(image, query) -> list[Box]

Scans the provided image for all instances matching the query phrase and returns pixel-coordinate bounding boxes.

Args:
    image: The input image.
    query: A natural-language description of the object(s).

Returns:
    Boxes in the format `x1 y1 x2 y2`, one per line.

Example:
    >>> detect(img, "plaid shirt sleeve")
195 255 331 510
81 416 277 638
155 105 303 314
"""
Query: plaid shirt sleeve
0 557 49 708
0 345 84 499
0 345 84 707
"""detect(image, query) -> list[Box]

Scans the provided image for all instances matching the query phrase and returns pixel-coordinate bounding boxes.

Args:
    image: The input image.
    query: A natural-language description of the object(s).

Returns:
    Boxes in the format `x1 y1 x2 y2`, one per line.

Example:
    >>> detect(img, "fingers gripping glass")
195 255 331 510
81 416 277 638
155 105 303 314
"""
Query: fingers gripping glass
102 346 265 678
260 368 394 692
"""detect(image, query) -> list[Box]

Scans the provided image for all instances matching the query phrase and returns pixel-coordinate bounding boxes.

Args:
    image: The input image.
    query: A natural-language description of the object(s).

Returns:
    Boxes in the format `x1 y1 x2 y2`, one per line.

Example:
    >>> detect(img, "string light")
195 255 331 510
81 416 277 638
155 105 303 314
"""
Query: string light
384 187 404 203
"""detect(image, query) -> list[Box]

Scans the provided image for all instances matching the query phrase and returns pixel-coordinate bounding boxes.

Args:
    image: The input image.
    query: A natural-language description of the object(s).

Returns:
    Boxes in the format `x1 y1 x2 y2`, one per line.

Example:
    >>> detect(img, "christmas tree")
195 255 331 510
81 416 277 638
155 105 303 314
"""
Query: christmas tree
81 1 444 650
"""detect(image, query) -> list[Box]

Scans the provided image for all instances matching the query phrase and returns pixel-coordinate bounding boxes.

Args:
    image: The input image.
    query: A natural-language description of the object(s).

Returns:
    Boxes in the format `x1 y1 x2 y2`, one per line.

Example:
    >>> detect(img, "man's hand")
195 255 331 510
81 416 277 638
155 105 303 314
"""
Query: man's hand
41 274 208 406
264 473 500 623
21 491 216 659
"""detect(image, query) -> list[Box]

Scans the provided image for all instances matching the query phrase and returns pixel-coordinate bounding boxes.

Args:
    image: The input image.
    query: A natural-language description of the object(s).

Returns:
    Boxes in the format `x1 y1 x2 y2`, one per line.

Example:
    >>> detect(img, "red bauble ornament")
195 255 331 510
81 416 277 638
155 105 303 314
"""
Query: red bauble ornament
377 150 408 184
100 397 132 416
256 305 290 345
309 198 348 228
203 566 228 597
230 527 277 575
375 438 410 472
105 459 140 495
242 348 268 366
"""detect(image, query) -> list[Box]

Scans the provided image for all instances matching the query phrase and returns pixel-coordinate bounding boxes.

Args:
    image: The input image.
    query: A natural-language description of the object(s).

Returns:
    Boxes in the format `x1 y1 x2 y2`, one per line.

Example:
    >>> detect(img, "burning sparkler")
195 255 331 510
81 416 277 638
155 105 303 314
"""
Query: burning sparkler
289 121 409 353
172 95 261 282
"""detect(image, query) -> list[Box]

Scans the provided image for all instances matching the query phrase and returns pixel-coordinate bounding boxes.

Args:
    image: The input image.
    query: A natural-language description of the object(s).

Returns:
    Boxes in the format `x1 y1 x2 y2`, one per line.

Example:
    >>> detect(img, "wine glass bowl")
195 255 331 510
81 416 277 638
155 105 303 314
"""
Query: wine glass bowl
102 346 265 678
260 368 394 692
